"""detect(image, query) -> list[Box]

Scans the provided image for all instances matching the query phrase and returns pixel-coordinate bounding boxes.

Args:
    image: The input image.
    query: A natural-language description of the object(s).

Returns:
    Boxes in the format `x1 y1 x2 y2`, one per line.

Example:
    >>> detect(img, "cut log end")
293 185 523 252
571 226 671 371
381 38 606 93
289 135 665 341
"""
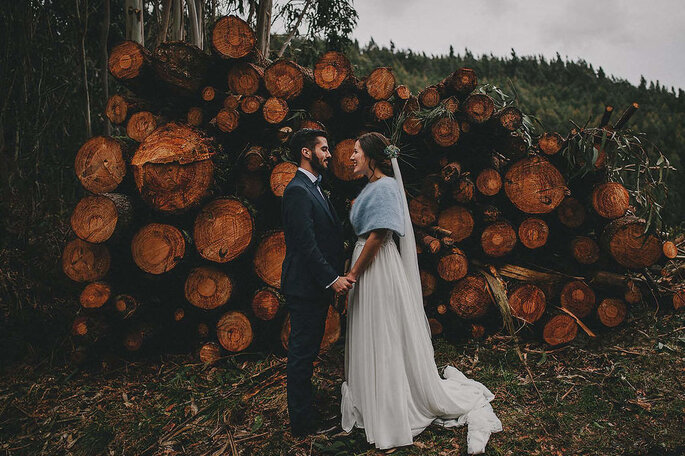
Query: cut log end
365 67 395 100
509 284 546 323
481 222 517 257
542 314 578 346
263 97 289 124
504 156 567 214
476 168 502 196
131 223 185 275
75 136 126 194
518 218 549 249
597 298 627 327
79 282 111 309
571 236 600 265
449 275 492 319
270 162 298 197
431 117 460 147
253 231 286 288
314 51 351 90
560 281 596 318
538 132 564 155
194 198 254 263
252 288 282 321
557 197 586 228
62 239 111 282
185 266 233 309
212 15 256 59
217 311 253 352
437 248 469 282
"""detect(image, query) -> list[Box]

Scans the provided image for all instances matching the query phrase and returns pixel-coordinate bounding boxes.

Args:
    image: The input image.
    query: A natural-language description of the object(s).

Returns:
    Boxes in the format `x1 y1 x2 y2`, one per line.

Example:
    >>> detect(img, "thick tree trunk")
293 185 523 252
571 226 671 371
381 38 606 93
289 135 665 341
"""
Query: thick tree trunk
255 0 273 58
125 0 145 45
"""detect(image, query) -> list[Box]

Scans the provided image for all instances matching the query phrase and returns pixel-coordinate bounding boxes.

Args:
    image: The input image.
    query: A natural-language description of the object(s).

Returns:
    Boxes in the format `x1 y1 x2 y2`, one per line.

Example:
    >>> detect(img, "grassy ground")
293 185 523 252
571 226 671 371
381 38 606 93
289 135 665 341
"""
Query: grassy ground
1 304 684 456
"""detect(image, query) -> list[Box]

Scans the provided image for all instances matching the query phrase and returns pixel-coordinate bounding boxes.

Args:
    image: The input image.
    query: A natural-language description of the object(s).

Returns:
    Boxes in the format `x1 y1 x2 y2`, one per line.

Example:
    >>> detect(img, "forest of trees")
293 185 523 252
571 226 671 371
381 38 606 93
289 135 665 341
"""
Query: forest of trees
1 0 683 359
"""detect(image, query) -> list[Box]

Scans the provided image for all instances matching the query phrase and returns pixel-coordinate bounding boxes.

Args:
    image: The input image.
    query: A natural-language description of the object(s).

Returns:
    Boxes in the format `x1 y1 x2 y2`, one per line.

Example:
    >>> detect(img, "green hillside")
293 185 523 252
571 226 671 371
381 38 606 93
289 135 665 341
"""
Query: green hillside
282 38 685 226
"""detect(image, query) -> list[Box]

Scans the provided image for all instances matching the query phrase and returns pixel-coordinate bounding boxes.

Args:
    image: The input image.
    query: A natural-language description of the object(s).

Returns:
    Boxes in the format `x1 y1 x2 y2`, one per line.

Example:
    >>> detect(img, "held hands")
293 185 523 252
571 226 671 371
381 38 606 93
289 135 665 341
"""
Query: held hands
331 275 356 295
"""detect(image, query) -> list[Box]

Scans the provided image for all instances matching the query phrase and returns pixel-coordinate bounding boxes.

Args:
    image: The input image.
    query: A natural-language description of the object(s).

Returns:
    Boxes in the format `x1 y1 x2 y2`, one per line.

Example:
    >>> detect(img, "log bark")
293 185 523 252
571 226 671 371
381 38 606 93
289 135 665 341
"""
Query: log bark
131 223 186 274
314 51 352 90
62 239 111 282
79 281 111 309
251 287 283 321
613 103 639 130
417 231 441 254
518 217 549 249
74 136 127 194
560 280 596 318
437 247 469 282
504 156 567 214
131 122 215 213
592 182 630 219
270 162 298 196
153 41 210 96
449 275 492 319
508 284 546 323
262 97 289 124
599 105 614 128
185 266 233 309
211 15 257 59
571 236 600 265
481 221 517 257
597 298 627 327
228 62 264 95
217 310 253 352
253 231 286 288
601 216 662 268
193 198 254 263
70 193 133 243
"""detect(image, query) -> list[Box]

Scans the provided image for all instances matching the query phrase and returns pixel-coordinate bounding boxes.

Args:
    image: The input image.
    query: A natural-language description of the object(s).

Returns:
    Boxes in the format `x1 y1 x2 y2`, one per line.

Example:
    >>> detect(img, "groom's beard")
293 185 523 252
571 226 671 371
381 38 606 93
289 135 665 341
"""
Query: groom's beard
311 154 328 174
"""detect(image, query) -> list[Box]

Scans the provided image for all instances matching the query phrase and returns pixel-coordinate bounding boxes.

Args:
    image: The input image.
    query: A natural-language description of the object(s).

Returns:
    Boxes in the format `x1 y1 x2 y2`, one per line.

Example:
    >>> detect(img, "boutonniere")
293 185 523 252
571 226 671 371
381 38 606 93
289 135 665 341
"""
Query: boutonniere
322 189 331 199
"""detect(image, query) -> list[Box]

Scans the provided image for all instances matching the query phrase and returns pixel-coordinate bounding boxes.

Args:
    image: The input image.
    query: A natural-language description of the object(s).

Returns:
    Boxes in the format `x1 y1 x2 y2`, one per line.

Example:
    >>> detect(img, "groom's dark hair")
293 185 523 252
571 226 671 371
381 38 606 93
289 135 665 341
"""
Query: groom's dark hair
290 128 328 163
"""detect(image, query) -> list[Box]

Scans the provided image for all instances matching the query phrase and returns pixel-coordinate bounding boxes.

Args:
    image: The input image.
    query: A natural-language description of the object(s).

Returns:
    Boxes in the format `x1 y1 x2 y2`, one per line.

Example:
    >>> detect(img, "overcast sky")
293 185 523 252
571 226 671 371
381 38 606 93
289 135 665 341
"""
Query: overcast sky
350 0 685 90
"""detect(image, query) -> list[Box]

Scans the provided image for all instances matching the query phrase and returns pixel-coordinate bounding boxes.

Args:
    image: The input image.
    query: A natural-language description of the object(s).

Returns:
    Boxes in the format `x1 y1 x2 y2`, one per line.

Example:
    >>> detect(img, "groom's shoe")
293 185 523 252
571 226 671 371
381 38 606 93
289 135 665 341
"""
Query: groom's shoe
311 410 339 434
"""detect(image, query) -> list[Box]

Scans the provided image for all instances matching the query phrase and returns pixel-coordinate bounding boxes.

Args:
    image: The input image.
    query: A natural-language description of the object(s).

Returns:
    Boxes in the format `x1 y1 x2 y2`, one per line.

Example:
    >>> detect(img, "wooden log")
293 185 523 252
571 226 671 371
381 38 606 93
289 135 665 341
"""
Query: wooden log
449 275 492 319
592 182 630 219
228 62 264 95
364 67 395 100
431 117 460 147
297 119 326 131
79 281 111 309
242 145 269 171
518 217 549 249
194 198 254 263
131 122 215 213
601 216 662 268
105 94 149 125
108 41 154 91
62 239 110 282
463 94 495 124
538 132 564 155
560 280 596 318
216 108 240 132
369 100 394 122
262 97 289 124
270 162 298 197
394 85 411 100
253 231 286 288
70 193 133 243
217 310 253 352
437 205 473 242
436 303 448 315
123 322 158 351
571 236 600 265
439 68 477 96
186 107 204 127
252 287 283 321
420 174 443 201
499 133 528 159
599 105 614 128
126 111 159 142
281 306 340 351
264 59 313 100
74 136 127 194
613 102 639 130
428 318 443 337
72 315 108 343
437 247 469 282
494 106 523 131
314 51 352 90
504 156 567 214
481 221 517 257
663 241 678 259
417 231 441 254
481 205 502 223
114 294 138 319
597 298 627 327
476 168 502 196
340 92 360 113
420 270 437 297
201 86 218 102
310 98 335 122
624 280 642 305
418 85 440 108
153 42 210 96
199 342 222 364
185 266 233 309
211 15 257 59
223 94 241 110
557 196 586 228
452 178 475 203
402 115 423 136
331 139 360 182
131 223 186 275
173 308 185 322
239 95 264 115
508 284 546 323
441 96 459 113
542 314 578 346
440 161 461 184
470 323 485 339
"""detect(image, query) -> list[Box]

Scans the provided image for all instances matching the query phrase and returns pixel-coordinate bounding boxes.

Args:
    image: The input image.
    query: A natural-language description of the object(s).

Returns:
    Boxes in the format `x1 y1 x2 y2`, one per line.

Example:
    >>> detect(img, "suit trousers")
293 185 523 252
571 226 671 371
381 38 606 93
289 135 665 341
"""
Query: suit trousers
285 294 330 433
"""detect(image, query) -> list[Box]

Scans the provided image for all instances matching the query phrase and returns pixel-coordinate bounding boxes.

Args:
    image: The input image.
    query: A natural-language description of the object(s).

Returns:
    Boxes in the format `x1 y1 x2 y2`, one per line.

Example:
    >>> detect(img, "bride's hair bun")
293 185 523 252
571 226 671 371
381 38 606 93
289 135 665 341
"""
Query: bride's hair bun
356 132 395 177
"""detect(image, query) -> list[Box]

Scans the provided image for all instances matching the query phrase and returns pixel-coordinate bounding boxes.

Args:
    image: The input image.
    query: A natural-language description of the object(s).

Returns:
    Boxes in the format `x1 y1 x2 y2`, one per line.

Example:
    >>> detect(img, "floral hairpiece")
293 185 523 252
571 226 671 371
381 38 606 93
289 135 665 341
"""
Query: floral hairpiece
384 144 400 159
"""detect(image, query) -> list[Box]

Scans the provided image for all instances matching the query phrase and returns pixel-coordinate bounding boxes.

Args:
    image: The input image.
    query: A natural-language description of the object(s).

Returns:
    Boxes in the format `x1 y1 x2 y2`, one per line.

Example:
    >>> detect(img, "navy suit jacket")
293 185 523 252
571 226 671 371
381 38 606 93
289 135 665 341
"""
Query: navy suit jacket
281 170 344 299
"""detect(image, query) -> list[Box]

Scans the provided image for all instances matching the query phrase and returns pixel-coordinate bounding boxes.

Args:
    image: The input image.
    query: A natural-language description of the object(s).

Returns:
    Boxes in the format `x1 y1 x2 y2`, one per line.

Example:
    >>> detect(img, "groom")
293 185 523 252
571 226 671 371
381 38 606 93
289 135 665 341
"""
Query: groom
281 128 354 437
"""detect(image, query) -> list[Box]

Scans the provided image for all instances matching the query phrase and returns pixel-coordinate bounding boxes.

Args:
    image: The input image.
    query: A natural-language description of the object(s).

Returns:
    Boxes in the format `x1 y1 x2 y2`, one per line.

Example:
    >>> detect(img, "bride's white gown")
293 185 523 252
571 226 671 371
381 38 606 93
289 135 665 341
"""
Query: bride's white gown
340 160 503 454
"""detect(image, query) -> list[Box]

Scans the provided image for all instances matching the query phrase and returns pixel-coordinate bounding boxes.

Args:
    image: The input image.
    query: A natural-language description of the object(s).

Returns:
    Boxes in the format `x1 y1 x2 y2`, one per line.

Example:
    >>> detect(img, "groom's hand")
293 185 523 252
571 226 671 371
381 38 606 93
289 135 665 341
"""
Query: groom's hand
331 276 355 294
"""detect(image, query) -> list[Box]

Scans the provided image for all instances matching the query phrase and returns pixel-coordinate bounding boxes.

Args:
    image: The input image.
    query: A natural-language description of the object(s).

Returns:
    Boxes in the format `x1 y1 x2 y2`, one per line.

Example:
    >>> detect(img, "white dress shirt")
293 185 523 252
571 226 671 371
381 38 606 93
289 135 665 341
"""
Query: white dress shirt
298 167 339 289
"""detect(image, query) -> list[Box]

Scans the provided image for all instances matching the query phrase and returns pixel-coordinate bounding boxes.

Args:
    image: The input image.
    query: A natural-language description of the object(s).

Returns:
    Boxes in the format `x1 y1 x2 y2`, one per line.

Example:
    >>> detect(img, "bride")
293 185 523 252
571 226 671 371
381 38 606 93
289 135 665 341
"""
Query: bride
339 132 503 454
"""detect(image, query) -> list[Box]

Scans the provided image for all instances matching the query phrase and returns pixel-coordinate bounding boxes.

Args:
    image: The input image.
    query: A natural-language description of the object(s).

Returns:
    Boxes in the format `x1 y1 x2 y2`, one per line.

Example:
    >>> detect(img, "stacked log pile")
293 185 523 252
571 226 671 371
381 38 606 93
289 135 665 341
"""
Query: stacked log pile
64 16 684 364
